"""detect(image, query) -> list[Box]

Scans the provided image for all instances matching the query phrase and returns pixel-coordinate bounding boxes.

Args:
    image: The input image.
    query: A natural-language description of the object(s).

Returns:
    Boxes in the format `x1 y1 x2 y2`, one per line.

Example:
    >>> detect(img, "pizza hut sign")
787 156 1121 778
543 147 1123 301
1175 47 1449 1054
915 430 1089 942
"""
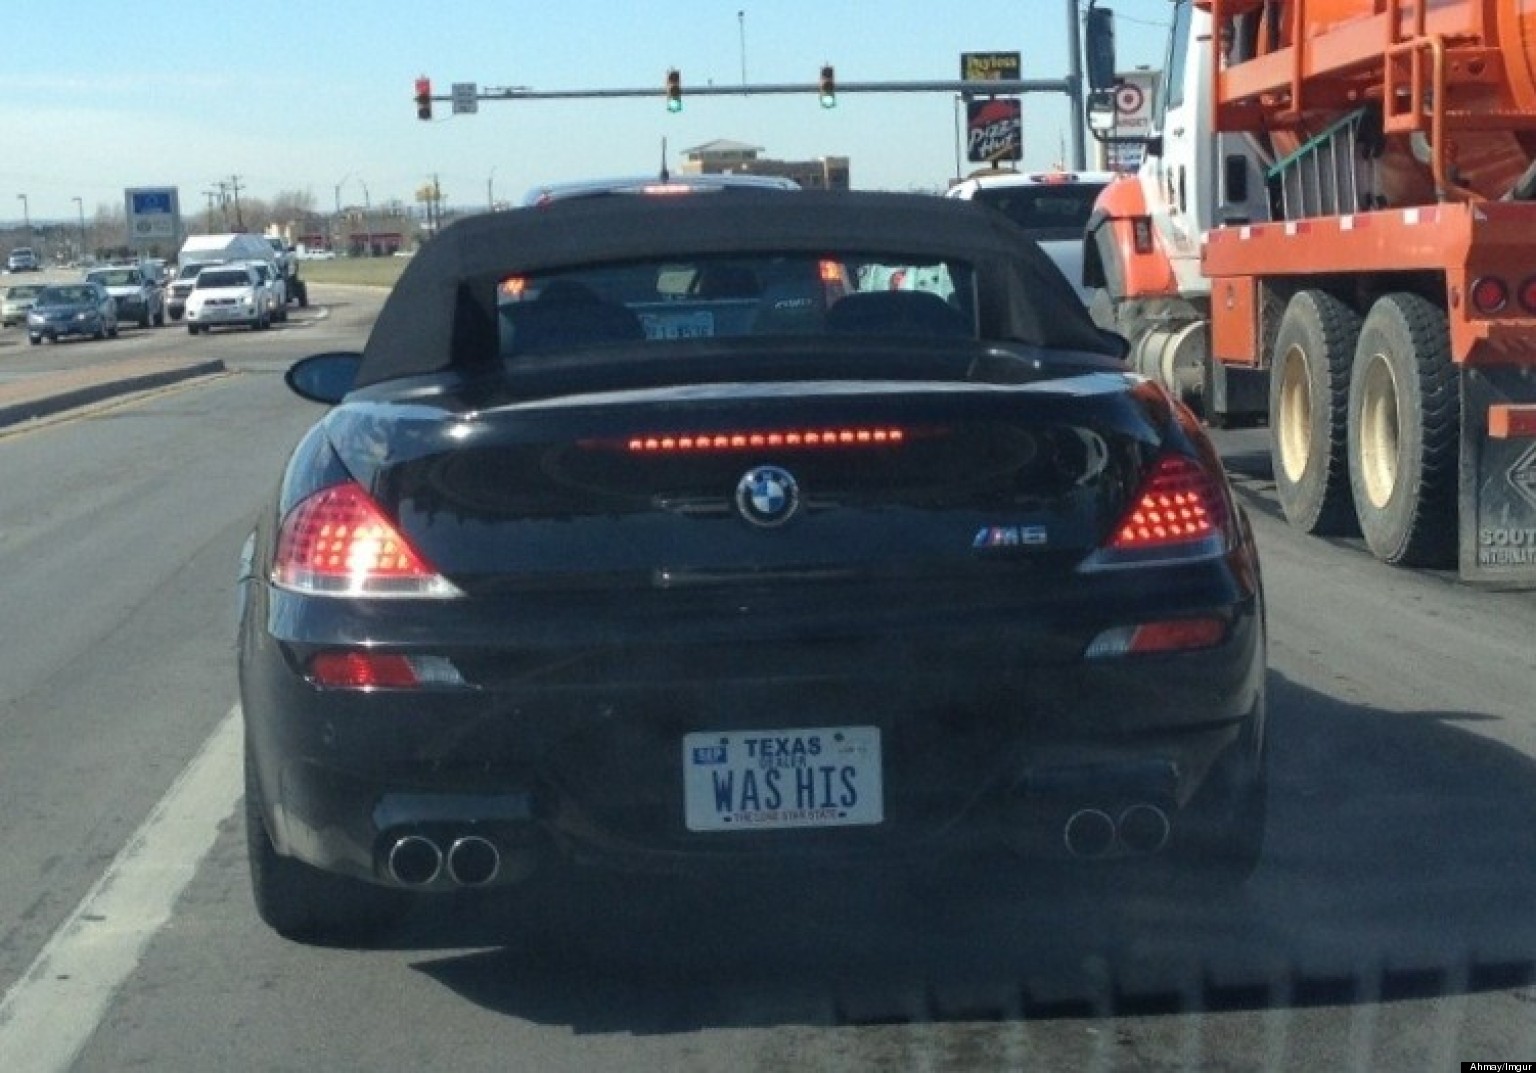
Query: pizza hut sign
967 97 1022 163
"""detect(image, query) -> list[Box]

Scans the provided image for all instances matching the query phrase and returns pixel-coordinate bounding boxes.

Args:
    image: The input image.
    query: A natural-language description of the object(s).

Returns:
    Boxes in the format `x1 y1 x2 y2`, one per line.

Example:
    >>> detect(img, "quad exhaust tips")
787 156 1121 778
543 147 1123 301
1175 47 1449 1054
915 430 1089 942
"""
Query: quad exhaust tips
1063 803 1171 858
386 833 504 888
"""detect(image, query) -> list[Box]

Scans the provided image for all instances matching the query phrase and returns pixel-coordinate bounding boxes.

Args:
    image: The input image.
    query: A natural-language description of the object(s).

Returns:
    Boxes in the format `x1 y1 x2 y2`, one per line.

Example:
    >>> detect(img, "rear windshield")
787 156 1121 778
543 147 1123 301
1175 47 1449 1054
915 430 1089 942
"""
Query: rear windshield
88 269 141 286
972 184 1106 239
38 286 95 305
496 252 977 359
198 270 251 289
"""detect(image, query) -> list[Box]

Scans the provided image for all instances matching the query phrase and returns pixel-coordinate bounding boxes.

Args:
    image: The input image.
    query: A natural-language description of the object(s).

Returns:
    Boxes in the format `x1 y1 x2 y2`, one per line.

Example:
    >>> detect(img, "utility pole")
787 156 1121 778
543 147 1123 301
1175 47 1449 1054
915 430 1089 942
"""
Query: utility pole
227 175 246 230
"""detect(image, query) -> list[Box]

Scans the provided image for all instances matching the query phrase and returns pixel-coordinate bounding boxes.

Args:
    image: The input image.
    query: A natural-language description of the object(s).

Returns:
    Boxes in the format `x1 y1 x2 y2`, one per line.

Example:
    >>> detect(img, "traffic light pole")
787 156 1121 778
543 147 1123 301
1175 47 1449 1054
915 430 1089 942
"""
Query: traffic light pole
449 79 1072 102
426 79 1084 169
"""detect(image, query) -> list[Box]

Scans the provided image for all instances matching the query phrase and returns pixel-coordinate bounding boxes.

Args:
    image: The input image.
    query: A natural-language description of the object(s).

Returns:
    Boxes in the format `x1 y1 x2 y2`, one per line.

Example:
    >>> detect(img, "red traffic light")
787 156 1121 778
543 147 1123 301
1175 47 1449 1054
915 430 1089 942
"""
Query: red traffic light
415 76 432 121
665 68 682 112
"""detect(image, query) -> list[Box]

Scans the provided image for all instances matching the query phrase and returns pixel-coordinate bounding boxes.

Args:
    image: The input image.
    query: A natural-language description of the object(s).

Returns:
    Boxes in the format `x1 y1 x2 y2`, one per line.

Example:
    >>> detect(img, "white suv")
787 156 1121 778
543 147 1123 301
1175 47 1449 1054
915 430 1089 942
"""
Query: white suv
945 169 1113 305
185 263 268 334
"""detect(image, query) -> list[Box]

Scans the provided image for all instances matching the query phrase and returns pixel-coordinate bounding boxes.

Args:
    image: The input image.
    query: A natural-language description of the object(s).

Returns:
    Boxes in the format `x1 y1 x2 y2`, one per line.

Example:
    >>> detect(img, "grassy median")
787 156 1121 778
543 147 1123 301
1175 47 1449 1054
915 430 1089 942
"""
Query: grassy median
296 257 410 289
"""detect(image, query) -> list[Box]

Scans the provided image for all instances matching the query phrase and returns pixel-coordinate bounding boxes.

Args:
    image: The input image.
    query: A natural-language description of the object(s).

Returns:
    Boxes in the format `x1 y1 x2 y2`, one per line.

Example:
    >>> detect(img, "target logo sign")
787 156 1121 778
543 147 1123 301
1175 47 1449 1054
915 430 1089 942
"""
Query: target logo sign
1112 72 1156 134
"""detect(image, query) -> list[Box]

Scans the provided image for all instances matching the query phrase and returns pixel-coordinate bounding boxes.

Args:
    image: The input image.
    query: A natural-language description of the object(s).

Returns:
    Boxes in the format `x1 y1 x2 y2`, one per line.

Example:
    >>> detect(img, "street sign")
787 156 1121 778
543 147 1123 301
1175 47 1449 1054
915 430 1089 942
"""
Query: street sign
123 187 180 250
452 83 478 115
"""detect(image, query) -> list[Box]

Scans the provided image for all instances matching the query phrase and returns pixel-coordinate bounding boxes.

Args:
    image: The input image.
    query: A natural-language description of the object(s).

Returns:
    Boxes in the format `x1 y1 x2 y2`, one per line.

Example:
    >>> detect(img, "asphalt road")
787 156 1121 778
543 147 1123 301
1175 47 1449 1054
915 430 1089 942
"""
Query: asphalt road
0 291 1533 1072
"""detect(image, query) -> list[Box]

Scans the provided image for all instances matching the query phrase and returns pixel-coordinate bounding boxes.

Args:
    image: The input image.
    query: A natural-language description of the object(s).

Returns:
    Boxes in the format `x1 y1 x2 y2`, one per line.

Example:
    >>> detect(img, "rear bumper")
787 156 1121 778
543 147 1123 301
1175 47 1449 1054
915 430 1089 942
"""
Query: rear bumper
241 578 1265 889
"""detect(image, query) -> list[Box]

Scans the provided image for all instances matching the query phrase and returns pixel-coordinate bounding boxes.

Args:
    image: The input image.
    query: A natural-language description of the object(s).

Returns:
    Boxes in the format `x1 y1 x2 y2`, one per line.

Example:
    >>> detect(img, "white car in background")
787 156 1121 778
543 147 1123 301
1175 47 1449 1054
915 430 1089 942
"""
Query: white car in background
184 263 268 334
945 169 1114 305
241 260 287 323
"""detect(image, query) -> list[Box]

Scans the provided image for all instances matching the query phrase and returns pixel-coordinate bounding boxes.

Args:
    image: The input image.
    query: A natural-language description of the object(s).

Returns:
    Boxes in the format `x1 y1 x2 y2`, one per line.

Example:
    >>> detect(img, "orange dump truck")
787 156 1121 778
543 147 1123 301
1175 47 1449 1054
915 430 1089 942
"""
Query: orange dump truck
1084 0 1536 585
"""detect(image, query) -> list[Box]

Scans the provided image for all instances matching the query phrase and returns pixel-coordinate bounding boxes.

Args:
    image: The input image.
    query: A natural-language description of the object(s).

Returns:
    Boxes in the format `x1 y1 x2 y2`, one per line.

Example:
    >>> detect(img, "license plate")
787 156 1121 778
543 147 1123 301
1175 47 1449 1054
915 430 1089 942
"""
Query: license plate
641 310 714 340
682 726 883 832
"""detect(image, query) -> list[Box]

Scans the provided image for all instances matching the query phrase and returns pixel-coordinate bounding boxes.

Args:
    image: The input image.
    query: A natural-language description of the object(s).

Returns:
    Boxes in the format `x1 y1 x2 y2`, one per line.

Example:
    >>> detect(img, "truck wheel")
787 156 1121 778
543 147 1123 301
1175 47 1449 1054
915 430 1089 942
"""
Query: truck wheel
1347 293 1459 567
295 282 309 308
1269 290 1361 534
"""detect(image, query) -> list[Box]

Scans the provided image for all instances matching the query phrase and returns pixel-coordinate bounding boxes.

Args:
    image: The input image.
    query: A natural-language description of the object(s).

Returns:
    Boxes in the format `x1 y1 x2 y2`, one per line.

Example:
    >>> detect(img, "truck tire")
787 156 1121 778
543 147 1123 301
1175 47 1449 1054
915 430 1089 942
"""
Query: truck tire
294 281 309 308
1347 292 1459 567
1269 290 1361 534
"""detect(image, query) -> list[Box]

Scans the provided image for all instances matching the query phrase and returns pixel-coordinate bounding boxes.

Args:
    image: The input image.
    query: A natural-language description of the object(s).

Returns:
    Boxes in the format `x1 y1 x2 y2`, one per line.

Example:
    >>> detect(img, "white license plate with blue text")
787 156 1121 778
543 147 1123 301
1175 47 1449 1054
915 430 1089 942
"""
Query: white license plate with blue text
682 726 883 832
641 310 715 340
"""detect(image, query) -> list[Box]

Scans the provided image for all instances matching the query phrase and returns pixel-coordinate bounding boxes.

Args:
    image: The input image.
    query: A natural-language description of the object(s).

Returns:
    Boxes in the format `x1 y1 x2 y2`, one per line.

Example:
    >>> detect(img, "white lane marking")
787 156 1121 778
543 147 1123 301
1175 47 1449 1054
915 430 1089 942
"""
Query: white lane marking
0 705 243 1073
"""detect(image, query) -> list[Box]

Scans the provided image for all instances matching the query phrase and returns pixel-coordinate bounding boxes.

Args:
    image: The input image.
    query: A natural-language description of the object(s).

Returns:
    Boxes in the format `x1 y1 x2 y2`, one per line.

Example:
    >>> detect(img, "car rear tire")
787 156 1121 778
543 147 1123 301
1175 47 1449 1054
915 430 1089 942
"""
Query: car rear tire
1347 292 1459 567
28 334 39 346
154 309 165 327
138 311 150 329
1269 290 1361 535
245 747 412 945
187 324 199 335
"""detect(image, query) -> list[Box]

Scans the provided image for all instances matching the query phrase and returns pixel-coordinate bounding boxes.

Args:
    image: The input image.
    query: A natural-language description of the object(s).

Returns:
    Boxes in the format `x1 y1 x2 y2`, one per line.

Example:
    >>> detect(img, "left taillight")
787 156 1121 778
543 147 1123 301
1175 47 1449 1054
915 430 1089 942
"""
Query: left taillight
271 482 462 598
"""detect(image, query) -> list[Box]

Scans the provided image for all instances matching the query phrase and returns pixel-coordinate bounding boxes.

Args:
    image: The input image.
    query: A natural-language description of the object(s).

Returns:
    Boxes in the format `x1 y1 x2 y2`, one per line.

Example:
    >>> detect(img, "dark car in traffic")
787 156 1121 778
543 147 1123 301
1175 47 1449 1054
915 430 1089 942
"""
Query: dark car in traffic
25 281 119 344
237 190 1267 943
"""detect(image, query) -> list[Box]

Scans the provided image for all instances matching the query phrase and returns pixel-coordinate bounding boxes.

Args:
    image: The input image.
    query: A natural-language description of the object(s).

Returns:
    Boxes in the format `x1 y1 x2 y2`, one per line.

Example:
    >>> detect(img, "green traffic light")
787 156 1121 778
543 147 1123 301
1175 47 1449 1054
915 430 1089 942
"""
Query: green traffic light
667 97 683 113
819 93 836 109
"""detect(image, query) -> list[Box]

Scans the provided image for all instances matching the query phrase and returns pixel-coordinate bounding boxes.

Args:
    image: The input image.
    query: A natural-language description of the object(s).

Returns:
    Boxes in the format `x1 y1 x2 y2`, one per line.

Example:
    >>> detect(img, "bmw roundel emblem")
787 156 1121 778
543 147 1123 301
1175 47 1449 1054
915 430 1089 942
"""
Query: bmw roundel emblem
735 465 801 528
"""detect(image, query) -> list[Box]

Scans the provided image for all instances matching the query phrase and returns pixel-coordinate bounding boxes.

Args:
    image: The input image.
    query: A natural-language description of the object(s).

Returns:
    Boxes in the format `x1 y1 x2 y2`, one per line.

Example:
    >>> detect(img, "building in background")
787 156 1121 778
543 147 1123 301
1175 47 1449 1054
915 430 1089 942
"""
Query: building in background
678 140 851 190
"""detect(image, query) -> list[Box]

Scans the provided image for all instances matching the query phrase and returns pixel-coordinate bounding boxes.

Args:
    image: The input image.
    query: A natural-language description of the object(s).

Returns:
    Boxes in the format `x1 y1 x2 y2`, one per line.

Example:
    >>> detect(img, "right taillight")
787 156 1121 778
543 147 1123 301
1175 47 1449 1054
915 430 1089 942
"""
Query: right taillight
272 482 462 598
1518 276 1536 314
1080 453 1230 572
1108 453 1227 551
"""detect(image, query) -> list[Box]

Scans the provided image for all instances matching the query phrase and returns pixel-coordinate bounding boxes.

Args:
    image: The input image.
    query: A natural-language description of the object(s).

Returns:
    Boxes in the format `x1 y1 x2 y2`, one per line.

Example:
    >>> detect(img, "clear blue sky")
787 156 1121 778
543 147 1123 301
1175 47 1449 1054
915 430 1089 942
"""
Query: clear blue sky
3 0 1172 223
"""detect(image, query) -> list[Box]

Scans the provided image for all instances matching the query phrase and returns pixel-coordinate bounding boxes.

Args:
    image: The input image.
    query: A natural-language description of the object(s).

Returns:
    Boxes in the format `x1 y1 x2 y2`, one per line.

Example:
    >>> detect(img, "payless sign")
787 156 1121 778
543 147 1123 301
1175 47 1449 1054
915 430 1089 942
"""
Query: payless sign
961 51 1022 163
961 51 1021 82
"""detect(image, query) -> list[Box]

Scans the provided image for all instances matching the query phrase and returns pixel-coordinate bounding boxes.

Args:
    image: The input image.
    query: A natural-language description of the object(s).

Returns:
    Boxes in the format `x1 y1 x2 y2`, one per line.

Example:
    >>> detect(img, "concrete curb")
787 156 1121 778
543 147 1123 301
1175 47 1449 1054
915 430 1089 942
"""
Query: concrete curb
0 359 227 429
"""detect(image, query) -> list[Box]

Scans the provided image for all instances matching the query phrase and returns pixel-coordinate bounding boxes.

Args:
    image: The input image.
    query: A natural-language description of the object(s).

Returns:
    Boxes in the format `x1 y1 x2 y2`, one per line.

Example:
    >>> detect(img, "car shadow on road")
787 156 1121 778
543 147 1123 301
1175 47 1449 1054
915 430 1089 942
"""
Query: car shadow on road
388 668 1536 1033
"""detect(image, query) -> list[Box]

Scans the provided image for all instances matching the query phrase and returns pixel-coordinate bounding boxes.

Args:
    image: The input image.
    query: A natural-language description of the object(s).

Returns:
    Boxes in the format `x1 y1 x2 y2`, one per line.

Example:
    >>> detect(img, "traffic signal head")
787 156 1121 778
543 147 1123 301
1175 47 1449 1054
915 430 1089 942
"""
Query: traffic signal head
666 69 682 113
819 65 836 108
415 76 432 121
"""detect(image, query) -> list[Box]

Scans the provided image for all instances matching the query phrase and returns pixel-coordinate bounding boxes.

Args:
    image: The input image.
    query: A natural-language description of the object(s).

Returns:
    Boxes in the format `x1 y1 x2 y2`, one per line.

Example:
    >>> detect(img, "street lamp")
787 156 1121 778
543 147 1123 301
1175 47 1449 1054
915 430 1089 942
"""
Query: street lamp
17 193 30 236
72 197 86 263
358 178 371 257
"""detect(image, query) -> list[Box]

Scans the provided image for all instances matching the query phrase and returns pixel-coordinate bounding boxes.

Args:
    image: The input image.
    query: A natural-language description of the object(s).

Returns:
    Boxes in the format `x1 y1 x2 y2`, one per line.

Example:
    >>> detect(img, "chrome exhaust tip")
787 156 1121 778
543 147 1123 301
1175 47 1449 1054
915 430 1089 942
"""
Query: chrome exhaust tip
1063 808 1116 858
387 835 443 887
1117 803 1171 854
446 835 501 887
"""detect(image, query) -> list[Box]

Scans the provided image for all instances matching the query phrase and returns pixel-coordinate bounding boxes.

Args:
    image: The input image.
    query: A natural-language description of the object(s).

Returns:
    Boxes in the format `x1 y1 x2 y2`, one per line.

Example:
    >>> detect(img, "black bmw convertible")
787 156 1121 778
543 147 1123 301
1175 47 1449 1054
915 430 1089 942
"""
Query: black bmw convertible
238 189 1266 943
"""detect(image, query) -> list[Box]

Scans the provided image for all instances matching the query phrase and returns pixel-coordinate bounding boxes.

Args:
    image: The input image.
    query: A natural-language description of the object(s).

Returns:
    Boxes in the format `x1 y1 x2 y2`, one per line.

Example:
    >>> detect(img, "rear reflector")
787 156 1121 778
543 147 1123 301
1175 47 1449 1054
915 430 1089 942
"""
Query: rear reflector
273 483 462 598
1085 617 1228 659
307 651 468 689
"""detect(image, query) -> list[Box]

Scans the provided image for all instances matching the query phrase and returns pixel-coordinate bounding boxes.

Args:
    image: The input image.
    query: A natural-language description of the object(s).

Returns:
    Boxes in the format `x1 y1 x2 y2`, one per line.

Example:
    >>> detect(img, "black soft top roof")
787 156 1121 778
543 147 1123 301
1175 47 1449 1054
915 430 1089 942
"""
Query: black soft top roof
356 189 1115 388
